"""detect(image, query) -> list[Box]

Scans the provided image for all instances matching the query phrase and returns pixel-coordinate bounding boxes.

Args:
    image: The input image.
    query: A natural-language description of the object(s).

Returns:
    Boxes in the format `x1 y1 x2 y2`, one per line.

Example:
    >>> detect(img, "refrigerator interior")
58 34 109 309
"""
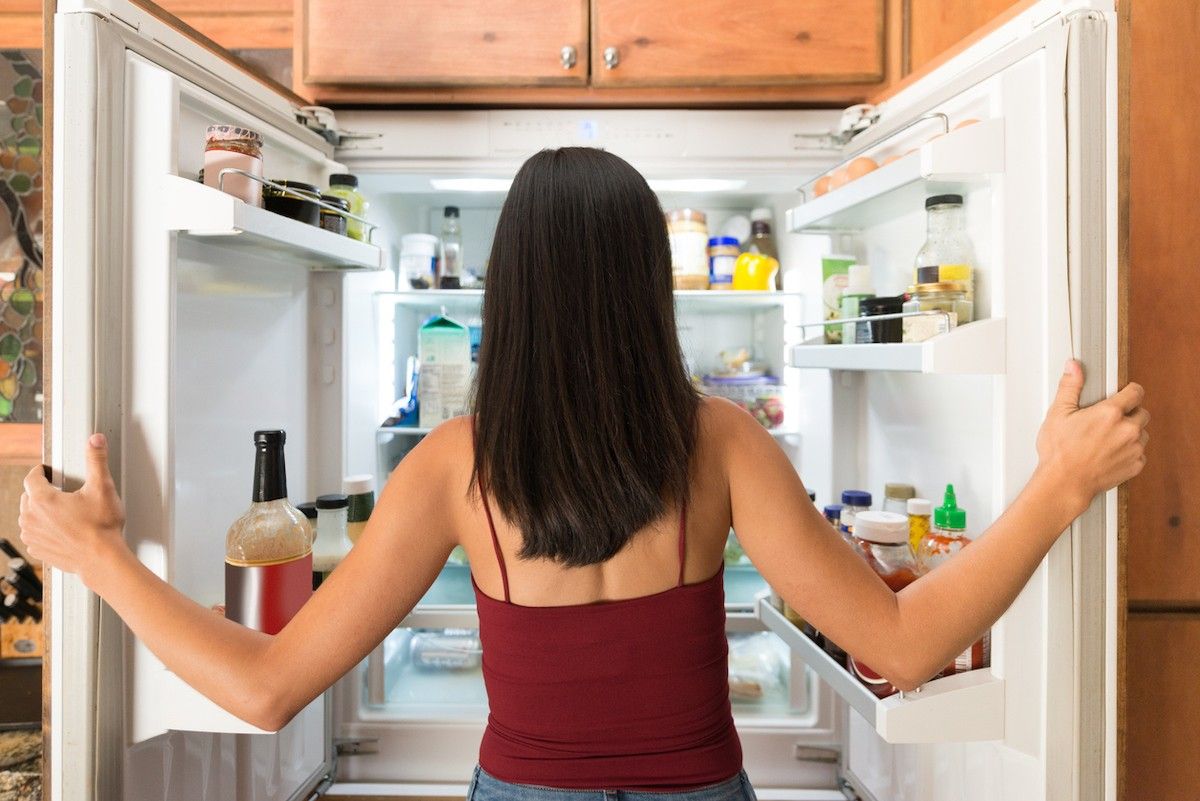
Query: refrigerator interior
50 0 1117 799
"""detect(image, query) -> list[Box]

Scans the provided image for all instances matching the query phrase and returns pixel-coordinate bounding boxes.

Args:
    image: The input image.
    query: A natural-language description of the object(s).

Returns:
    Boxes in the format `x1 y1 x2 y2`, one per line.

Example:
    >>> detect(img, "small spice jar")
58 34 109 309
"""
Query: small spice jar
902 281 974 342
666 209 710 290
203 124 264 206
320 195 350 235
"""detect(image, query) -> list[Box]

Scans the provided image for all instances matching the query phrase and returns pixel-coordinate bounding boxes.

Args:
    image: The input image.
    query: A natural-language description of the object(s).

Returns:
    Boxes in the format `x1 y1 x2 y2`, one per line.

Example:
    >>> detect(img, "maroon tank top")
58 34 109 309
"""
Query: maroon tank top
472 491 742 790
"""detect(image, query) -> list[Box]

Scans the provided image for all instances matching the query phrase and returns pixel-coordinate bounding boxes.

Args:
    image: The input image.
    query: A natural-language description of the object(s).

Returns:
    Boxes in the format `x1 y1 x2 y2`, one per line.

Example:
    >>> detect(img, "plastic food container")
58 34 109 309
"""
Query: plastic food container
701 374 784 429
401 233 440 289
263 180 321 226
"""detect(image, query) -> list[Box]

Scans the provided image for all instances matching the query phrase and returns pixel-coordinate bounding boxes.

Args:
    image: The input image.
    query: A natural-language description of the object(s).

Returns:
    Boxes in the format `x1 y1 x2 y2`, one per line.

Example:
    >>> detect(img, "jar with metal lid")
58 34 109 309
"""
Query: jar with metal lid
666 208 709 290
319 195 350 235
204 124 264 206
902 281 974 342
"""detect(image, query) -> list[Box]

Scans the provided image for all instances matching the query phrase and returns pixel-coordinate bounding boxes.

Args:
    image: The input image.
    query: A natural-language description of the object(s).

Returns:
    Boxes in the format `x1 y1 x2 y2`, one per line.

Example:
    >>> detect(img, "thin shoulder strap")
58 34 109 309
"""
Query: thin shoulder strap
479 485 511 603
472 418 510 603
677 502 688 587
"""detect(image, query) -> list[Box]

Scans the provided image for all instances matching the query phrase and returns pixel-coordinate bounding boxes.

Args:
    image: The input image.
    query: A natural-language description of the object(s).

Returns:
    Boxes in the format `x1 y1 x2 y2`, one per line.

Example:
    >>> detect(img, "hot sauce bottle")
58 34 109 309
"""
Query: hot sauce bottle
225 430 313 634
917 484 989 674
849 511 923 697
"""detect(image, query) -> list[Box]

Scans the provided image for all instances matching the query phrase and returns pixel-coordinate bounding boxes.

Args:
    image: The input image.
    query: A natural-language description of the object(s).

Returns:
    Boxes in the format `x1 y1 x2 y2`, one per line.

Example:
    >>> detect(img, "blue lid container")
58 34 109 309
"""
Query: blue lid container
708 236 740 247
823 503 843 523
841 490 872 507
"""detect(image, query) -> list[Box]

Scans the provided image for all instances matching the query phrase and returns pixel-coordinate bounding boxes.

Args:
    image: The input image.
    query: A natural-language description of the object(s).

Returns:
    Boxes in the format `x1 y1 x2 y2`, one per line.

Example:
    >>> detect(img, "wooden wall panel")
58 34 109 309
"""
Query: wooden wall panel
907 0 1022 73
1125 0 1200 604
1126 615 1200 800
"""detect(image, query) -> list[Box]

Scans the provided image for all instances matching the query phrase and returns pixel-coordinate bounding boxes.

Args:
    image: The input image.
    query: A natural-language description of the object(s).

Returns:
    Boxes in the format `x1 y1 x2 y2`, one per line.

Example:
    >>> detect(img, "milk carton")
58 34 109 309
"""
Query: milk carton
418 314 471 428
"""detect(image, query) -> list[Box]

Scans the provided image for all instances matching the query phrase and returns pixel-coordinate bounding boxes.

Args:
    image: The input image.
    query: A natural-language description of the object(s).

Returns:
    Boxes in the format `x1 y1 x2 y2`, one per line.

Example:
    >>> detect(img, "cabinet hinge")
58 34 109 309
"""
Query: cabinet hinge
297 106 383 149
334 736 379 756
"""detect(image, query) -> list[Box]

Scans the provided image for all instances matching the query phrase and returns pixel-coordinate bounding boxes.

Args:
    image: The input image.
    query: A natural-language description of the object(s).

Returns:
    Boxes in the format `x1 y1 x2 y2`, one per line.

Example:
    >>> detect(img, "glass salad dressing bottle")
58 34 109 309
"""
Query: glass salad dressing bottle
224 430 312 634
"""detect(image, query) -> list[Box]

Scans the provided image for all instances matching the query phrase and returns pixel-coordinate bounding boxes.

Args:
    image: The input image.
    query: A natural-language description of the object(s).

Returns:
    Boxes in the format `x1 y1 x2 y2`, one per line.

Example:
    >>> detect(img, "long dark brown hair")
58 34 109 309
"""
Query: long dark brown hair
472 147 701 566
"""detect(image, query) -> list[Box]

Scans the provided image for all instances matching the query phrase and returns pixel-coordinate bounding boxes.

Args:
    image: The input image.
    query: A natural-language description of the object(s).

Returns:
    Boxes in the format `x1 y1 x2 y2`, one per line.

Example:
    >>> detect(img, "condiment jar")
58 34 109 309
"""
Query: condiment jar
401 233 440 289
917 484 970 572
328 174 368 241
313 493 349 571
263 180 321 226
823 504 843 529
902 281 973 342
296 501 318 544
707 237 740 289
906 497 932 553
666 209 710 290
882 483 915 514
344 474 375 545
839 490 872 542
914 194 975 297
204 124 264 206
320 195 350 235
849 511 923 697
863 295 906 344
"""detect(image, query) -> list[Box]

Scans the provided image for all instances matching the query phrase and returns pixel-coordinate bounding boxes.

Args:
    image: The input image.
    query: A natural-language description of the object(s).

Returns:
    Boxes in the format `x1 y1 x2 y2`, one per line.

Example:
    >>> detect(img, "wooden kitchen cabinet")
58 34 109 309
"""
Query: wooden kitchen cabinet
1126 615 1200 800
298 0 588 88
590 0 884 87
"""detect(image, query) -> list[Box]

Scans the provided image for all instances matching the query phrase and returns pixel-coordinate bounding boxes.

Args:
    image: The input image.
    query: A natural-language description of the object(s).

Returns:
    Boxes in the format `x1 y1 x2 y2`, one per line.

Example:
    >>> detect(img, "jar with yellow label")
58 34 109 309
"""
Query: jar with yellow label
914 194 975 301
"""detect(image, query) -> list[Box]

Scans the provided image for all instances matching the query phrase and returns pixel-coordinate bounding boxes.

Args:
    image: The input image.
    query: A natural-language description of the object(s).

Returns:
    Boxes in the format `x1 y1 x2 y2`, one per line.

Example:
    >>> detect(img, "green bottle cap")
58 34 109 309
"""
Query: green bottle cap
934 483 967 530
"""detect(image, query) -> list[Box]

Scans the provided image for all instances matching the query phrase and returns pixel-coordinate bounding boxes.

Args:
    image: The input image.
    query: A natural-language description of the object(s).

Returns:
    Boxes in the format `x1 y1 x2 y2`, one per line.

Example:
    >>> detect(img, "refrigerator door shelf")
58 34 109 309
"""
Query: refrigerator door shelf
758 599 1004 744
163 174 384 272
380 289 806 314
789 317 1005 374
785 118 1005 232
133 668 272 740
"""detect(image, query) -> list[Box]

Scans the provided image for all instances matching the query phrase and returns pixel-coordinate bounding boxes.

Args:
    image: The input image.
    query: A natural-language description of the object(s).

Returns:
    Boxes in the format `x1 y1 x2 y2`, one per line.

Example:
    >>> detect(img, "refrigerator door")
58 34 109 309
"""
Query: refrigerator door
48 1 378 799
779 2 1117 800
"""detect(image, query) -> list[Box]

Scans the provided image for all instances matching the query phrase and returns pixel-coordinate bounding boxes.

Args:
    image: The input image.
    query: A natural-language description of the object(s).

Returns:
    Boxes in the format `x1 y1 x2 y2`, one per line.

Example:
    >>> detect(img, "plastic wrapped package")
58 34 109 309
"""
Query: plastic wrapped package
727 632 789 702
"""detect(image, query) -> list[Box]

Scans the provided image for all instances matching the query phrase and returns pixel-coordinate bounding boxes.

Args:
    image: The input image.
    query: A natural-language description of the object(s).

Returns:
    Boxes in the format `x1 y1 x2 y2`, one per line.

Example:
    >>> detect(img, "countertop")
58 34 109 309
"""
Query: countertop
0 729 40 801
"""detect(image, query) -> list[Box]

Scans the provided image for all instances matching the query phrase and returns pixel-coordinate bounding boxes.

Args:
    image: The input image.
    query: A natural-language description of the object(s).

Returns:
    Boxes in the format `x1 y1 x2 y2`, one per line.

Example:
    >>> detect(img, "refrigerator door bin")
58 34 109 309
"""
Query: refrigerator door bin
758 599 1004 744
163 174 384 271
785 118 1005 232
789 317 1006 374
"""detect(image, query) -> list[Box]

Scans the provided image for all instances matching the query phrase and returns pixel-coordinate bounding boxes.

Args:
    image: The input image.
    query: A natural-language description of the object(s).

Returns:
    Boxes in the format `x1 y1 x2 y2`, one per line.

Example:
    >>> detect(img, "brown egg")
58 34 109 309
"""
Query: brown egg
882 154 901 166
847 156 879 180
955 118 981 129
813 175 833 197
829 169 851 190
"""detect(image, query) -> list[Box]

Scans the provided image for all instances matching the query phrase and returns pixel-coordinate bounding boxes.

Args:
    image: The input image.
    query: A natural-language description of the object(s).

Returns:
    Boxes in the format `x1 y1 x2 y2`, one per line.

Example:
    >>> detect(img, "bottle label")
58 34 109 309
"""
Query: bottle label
850 657 896 697
225 552 313 634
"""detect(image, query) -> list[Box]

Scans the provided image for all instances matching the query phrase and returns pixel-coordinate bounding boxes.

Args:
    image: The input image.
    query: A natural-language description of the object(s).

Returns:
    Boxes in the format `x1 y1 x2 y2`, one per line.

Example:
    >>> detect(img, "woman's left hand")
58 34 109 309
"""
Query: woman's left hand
19 433 127 585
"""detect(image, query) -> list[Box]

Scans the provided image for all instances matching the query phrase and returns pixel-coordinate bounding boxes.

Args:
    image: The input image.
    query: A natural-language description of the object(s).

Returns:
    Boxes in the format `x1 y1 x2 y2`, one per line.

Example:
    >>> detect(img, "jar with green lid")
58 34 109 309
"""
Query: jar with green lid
902 281 974 342
328 173 368 241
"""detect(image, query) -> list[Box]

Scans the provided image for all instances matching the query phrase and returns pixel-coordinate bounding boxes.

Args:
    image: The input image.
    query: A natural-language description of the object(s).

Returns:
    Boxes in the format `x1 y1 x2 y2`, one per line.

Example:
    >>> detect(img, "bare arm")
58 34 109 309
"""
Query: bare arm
20 421 467 730
731 361 1148 690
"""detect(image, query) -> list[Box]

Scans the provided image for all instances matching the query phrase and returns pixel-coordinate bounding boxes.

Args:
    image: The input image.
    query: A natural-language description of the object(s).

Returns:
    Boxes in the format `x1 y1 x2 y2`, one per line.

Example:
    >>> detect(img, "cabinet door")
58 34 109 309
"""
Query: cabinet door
299 0 588 87
1126 615 1200 801
591 0 884 87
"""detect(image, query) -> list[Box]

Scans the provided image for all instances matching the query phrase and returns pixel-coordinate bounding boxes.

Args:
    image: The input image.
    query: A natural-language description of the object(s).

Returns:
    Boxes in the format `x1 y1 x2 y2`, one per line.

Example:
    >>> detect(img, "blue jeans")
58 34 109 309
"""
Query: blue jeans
467 766 758 801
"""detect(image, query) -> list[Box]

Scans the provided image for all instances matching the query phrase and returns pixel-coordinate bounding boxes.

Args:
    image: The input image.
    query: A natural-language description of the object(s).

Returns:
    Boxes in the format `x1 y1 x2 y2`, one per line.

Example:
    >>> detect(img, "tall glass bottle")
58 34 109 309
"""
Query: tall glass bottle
225 430 313 634
438 206 463 289
913 194 975 297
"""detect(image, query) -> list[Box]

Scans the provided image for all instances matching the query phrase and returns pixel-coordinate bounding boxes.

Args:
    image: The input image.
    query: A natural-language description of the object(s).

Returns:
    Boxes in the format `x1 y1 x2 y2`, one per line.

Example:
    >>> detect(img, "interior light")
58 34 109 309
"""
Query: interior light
429 178 513 192
646 178 748 193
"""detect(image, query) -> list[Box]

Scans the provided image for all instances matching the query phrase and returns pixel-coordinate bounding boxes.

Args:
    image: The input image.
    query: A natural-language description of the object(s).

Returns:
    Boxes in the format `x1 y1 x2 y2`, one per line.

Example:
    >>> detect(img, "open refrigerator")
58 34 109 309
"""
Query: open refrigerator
47 0 1120 799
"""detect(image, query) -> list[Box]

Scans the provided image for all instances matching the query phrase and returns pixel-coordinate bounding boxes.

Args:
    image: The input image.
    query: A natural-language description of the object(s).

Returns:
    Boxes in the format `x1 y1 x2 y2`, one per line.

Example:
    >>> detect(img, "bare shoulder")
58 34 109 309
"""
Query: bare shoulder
697 396 776 452
388 416 474 487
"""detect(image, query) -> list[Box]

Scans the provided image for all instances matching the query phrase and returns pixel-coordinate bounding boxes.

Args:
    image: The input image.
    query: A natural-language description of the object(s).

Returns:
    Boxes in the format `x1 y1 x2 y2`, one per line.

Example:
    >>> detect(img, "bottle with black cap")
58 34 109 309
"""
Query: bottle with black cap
224 430 312 634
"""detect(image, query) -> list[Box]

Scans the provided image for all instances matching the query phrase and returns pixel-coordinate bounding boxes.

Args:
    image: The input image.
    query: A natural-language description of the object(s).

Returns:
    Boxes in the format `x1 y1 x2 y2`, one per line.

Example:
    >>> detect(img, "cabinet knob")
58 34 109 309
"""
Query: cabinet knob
560 45 577 70
603 46 620 70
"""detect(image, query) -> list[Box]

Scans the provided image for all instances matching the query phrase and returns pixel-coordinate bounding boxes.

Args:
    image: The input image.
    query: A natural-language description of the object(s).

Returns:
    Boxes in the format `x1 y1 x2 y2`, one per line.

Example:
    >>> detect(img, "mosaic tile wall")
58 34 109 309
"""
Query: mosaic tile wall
0 51 41 424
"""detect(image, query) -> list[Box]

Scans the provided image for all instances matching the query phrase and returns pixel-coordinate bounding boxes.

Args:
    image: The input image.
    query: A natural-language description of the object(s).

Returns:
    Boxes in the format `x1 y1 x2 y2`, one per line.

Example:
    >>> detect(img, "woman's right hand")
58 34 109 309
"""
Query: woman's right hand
1035 359 1149 512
